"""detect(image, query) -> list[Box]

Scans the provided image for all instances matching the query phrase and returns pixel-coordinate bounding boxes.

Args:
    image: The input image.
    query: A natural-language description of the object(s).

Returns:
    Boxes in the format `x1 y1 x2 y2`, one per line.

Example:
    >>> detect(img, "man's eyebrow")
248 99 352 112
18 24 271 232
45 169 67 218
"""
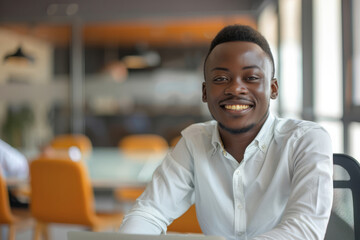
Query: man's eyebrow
211 67 229 72
243 65 261 70
211 65 262 72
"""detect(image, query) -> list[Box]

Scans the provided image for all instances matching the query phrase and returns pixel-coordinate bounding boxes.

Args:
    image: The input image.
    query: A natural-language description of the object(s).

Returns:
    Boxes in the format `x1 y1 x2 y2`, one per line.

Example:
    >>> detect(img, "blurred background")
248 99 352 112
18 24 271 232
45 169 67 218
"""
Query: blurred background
0 0 359 159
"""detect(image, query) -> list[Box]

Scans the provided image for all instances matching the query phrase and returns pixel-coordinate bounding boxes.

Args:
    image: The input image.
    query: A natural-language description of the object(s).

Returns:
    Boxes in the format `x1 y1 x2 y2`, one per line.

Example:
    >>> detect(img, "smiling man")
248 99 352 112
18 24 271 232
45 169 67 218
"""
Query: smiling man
202 39 278 162
119 25 333 240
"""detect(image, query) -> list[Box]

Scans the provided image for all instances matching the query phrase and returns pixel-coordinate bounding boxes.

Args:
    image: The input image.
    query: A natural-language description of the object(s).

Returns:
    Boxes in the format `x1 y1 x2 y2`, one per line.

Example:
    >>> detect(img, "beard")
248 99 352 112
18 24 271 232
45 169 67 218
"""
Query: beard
213 107 270 135
218 121 255 134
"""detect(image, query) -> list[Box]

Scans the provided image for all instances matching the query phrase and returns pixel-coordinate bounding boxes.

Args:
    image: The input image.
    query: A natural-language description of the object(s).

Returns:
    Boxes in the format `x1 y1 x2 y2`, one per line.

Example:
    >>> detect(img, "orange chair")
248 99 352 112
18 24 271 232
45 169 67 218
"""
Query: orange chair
113 186 145 203
115 134 168 204
118 135 200 233
167 205 202 233
0 174 33 240
48 134 92 160
170 135 181 148
118 134 168 156
30 156 123 240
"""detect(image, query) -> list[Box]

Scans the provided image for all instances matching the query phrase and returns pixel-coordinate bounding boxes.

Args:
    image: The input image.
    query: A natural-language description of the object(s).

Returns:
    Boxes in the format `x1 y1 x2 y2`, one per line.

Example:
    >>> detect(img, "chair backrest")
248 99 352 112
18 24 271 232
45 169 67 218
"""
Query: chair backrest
0 174 14 224
30 157 96 225
325 153 360 240
119 134 168 154
167 205 202 233
170 136 181 148
49 134 92 158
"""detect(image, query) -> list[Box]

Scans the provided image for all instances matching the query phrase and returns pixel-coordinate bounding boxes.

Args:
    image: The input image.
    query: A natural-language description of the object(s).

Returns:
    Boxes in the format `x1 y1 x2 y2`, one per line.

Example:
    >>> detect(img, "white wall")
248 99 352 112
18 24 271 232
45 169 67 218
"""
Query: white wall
0 28 56 149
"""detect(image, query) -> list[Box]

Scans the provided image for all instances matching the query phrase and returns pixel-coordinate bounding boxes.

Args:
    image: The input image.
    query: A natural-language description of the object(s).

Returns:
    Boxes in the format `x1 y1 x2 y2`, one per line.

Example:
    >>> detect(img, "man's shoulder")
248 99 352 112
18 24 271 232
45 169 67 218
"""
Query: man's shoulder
274 116 326 137
181 120 217 138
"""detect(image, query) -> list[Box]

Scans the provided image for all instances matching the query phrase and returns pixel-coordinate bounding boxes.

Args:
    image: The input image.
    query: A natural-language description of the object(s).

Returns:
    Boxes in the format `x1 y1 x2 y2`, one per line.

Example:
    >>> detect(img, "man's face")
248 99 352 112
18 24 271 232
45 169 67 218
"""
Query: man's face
202 41 278 134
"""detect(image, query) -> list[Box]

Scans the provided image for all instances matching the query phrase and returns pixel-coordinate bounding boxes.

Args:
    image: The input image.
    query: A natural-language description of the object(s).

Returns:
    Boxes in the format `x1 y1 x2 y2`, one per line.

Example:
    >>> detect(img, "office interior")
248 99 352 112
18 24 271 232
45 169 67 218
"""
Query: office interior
0 0 359 159
0 0 359 238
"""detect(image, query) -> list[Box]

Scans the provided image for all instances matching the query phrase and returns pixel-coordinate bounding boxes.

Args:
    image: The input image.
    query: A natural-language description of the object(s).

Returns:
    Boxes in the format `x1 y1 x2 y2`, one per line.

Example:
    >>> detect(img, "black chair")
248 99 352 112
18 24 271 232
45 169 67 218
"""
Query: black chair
325 153 360 240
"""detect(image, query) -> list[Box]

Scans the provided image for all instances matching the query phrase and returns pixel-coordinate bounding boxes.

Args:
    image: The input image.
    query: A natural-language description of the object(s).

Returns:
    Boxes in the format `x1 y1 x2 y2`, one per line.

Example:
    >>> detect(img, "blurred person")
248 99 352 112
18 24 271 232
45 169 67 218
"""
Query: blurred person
119 25 333 240
0 139 28 179
0 138 29 208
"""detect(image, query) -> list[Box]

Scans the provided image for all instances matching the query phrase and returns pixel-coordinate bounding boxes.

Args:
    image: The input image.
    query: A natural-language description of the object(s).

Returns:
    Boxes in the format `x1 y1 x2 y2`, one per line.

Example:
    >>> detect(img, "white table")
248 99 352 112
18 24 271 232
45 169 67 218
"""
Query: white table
7 147 167 190
87 147 166 189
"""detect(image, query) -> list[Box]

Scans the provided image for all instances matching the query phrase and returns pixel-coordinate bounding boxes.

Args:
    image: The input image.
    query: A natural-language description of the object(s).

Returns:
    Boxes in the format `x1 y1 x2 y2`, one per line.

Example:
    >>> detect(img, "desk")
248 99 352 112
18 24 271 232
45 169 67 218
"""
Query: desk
7 147 167 190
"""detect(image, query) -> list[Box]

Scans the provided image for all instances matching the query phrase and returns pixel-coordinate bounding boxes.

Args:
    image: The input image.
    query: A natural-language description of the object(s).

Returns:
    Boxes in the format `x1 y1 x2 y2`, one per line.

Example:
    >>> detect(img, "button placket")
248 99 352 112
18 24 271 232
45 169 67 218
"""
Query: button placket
233 165 246 239
237 231 245 237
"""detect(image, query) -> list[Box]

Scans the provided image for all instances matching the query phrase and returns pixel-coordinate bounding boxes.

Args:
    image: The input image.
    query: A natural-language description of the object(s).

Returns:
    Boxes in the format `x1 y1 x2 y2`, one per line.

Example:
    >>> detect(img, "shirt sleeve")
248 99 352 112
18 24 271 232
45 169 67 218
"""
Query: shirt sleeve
0 140 29 179
251 126 333 240
119 137 195 234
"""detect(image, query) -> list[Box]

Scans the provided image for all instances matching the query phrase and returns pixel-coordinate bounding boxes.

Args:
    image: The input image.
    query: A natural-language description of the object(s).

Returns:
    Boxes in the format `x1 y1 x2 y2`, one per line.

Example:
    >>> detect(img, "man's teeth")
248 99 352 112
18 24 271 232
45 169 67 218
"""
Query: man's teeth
224 105 250 111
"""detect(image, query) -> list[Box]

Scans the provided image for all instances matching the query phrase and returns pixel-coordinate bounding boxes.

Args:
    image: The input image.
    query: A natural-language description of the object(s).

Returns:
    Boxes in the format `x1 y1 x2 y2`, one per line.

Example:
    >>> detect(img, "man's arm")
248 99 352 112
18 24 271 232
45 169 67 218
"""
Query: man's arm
0 140 29 179
251 127 333 240
119 137 195 234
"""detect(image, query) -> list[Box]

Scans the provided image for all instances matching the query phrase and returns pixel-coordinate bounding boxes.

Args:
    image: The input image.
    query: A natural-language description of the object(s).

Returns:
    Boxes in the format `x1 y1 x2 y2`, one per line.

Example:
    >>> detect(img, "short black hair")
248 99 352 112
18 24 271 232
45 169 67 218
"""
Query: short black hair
204 24 275 78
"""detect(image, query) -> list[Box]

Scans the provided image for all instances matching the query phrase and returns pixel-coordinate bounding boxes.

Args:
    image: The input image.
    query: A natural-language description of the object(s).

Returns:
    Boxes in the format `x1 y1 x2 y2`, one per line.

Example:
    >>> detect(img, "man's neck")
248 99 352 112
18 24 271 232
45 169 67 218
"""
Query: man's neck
218 113 269 163
219 128 258 163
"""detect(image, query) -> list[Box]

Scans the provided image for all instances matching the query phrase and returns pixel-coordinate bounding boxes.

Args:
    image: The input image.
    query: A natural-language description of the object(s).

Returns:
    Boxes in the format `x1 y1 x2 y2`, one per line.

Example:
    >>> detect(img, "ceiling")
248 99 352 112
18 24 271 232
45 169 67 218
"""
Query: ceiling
1 16 256 47
0 0 272 47
0 0 269 22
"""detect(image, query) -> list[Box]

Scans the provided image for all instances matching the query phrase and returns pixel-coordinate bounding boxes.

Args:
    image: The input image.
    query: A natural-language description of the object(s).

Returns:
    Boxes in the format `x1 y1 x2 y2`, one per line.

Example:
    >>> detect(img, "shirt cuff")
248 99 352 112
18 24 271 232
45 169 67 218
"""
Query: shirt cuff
119 215 163 234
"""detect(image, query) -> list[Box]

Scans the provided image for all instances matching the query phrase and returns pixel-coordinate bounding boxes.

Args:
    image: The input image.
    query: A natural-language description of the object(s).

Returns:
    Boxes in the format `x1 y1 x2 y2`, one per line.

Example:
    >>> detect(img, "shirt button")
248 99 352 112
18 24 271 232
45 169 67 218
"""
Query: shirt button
237 204 243 209
237 231 244 237
261 144 266 150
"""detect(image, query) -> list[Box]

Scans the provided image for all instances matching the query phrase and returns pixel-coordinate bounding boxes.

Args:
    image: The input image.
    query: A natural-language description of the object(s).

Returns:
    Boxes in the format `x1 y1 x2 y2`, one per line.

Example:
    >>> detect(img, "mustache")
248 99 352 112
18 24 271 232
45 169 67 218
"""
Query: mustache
219 96 254 104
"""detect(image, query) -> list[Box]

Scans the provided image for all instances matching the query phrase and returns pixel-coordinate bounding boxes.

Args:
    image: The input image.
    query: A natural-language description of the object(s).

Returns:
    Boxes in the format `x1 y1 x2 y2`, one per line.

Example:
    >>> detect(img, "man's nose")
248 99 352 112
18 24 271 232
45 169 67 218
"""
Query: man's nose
224 78 248 95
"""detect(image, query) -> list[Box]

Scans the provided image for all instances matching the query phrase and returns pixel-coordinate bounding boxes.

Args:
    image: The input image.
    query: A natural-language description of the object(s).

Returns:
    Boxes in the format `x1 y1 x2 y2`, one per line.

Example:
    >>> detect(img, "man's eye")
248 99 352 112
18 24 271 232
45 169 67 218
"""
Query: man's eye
247 76 259 81
213 77 228 82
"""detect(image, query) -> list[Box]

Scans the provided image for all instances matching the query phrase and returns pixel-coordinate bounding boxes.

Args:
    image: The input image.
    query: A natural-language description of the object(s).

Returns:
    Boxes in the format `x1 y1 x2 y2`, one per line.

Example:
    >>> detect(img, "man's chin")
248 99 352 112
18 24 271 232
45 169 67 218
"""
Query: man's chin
218 122 255 135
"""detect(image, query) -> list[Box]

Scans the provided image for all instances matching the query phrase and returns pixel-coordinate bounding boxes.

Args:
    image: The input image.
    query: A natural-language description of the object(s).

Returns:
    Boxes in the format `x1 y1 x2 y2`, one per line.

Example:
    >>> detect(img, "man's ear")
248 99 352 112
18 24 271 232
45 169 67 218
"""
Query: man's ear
202 82 207 102
270 78 279 99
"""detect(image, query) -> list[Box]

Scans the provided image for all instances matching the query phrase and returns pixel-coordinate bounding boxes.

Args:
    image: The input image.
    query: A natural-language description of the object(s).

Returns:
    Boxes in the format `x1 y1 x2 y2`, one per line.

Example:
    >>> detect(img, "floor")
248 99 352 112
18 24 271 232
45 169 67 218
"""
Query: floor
1 190 130 240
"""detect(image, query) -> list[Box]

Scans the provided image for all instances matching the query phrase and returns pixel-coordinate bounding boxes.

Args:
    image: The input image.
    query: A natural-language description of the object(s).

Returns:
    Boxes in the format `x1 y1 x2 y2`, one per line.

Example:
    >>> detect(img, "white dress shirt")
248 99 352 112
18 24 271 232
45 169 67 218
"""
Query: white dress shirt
119 114 333 240
0 139 29 179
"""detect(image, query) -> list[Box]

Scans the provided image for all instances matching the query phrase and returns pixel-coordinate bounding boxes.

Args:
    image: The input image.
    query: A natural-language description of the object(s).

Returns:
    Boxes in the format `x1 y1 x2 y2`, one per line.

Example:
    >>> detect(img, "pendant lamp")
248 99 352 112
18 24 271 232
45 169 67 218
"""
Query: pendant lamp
3 46 34 64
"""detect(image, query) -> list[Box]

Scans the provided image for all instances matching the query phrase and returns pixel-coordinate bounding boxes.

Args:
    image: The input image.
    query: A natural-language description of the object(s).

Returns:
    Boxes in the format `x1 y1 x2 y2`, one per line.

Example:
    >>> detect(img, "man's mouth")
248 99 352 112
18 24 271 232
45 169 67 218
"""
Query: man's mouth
224 104 251 111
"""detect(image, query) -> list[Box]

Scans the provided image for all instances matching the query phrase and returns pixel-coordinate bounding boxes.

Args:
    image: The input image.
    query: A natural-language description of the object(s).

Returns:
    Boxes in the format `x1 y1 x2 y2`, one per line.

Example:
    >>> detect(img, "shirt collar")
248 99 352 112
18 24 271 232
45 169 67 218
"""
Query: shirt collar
210 113 276 155
211 123 223 155
253 113 275 153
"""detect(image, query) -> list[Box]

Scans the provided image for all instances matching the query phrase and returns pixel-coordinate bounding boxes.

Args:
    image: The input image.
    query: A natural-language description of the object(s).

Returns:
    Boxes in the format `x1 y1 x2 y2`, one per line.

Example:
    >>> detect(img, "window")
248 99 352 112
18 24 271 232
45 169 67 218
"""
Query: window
349 122 360 161
313 0 343 153
278 0 302 119
319 121 343 153
313 0 342 118
258 2 279 114
353 0 360 105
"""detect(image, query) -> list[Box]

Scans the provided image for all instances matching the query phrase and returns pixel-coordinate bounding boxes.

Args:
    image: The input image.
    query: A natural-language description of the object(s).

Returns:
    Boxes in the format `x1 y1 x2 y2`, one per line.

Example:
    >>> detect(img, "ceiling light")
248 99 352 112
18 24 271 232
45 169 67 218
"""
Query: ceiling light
122 51 161 69
3 46 34 64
